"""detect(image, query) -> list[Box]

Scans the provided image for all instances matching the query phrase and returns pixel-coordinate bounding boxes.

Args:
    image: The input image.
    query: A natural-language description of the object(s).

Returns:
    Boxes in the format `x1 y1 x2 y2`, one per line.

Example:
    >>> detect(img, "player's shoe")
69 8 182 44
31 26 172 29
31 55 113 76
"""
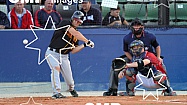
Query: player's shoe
70 90 78 97
103 88 117 96
118 91 135 96
52 93 66 99
162 91 177 96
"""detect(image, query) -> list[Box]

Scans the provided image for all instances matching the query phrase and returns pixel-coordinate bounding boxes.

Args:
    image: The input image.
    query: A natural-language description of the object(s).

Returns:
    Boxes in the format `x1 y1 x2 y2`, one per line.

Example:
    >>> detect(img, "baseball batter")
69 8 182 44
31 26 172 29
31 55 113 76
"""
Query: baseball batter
45 11 94 99
118 40 176 96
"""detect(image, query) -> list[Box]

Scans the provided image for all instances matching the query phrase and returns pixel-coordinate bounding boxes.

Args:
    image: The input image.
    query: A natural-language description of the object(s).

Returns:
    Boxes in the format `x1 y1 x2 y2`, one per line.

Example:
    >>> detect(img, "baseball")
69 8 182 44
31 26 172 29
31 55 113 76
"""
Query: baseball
23 39 28 44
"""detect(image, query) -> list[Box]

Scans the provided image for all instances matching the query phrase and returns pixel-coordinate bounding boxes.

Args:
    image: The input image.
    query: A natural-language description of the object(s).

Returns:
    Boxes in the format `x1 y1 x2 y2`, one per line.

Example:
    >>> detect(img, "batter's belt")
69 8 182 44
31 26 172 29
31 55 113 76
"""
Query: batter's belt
49 47 61 54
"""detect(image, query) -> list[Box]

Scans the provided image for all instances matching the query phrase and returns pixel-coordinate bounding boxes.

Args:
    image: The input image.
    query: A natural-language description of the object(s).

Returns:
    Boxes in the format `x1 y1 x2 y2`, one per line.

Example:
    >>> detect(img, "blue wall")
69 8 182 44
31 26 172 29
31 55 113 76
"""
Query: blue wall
0 28 187 90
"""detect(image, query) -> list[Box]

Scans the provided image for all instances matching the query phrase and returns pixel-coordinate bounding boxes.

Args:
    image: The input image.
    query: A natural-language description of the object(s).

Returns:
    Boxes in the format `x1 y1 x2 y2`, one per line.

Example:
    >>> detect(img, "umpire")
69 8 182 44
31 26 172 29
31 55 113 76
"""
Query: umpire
103 18 166 96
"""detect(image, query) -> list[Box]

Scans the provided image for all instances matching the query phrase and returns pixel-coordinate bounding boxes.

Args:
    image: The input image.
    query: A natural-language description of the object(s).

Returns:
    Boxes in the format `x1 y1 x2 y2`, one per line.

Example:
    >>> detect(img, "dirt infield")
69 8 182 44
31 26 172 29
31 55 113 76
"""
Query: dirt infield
0 95 187 105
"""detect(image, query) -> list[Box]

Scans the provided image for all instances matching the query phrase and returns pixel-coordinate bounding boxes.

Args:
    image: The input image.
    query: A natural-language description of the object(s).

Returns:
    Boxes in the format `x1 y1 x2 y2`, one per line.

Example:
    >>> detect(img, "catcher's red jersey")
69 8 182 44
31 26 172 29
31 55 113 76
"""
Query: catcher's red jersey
145 51 166 74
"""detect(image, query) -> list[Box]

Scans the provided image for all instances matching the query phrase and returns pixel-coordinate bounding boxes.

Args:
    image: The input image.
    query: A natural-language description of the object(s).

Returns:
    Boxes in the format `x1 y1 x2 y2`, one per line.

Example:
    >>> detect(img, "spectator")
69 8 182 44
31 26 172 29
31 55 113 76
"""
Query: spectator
80 0 102 26
39 0 56 10
0 10 10 29
102 5 129 27
34 0 62 29
7 0 33 29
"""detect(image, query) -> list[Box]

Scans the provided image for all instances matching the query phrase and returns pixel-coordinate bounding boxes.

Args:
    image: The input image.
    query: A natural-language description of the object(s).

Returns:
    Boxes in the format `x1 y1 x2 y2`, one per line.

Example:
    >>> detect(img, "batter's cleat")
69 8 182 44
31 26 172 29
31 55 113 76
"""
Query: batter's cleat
103 88 117 96
70 90 78 97
52 93 66 99
118 91 135 96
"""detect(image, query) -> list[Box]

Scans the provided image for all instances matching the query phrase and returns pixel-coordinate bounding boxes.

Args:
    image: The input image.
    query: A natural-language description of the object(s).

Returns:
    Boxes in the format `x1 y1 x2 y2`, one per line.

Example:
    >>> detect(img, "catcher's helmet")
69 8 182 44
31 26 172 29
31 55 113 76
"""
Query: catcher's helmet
130 40 144 56
71 11 84 23
130 18 144 36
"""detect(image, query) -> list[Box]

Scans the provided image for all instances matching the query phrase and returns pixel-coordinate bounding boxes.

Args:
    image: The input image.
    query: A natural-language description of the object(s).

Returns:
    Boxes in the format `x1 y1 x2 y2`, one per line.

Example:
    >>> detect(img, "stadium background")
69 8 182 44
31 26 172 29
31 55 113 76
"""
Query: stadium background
1 0 187 25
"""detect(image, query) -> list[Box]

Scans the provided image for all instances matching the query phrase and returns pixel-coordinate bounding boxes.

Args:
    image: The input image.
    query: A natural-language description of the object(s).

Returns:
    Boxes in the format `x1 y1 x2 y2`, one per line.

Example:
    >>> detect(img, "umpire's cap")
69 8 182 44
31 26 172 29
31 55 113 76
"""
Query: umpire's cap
71 11 84 23
130 18 144 26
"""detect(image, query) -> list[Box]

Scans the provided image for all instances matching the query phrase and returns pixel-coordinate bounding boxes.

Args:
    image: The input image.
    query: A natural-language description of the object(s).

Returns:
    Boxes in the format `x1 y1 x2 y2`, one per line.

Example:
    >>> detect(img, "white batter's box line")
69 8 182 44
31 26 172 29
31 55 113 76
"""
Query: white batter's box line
153 0 170 8
20 96 42 105
25 16 75 65
134 68 167 100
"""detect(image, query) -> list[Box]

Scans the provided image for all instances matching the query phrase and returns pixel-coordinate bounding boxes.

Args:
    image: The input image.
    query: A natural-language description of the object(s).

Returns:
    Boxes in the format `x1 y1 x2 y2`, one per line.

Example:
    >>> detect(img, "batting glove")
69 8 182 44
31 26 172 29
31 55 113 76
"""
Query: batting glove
84 40 94 48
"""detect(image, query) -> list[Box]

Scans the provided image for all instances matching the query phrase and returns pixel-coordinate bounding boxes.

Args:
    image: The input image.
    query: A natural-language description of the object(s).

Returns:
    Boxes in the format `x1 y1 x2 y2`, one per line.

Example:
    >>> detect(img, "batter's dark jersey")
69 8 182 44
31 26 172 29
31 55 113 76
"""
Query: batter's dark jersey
49 20 78 54
123 30 159 53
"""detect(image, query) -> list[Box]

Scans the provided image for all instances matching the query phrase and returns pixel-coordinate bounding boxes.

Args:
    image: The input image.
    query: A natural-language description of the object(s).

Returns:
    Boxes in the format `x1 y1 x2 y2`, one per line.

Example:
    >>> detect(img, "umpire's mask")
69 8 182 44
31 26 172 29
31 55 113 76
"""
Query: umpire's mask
130 18 144 37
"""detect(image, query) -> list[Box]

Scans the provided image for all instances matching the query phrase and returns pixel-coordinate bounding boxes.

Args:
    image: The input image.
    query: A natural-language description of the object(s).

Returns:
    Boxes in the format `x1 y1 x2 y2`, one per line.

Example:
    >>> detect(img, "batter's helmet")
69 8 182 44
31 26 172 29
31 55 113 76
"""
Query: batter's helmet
130 40 144 56
71 11 84 23
130 18 144 36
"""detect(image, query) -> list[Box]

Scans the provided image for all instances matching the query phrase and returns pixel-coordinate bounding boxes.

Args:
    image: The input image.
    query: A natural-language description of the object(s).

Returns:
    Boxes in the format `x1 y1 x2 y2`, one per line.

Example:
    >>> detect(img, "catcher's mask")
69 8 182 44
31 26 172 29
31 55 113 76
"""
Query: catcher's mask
112 58 126 71
130 40 144 56
130 18 144 37
71 11 84 23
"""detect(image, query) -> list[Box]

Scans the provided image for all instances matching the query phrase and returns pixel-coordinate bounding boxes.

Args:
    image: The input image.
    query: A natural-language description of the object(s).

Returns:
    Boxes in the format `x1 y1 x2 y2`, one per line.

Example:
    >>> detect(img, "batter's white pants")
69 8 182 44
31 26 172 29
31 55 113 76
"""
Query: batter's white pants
45 48 75 95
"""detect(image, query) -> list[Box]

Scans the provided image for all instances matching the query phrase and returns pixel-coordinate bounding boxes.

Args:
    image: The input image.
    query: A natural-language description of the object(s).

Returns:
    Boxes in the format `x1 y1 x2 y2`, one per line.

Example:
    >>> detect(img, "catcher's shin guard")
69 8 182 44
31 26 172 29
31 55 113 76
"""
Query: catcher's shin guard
126 79 135 96
161 79 177 96
154 72 176 96
119 68 136 96
119 80 135 96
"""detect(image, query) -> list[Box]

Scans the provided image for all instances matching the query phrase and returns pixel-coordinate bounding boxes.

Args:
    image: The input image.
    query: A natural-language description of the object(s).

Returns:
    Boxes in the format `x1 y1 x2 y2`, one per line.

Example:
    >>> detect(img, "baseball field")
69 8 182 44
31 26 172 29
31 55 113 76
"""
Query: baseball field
1 94 187 105
0 82 187 105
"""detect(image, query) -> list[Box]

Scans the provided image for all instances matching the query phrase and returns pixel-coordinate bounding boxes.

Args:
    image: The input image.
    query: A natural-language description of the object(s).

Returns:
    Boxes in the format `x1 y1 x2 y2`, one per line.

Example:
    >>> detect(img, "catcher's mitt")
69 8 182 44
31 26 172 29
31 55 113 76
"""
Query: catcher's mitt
112 58 127 71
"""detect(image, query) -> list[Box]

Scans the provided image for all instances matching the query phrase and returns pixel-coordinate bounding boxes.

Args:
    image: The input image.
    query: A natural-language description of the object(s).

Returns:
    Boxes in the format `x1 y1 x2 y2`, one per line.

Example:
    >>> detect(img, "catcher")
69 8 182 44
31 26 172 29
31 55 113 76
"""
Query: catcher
103 18 167 96
117 40 176 96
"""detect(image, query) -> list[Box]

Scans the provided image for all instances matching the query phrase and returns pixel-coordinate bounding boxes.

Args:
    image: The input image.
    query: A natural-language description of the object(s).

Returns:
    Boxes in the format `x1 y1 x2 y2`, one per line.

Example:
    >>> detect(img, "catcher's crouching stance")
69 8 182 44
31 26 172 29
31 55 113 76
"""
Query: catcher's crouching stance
106 40 176 96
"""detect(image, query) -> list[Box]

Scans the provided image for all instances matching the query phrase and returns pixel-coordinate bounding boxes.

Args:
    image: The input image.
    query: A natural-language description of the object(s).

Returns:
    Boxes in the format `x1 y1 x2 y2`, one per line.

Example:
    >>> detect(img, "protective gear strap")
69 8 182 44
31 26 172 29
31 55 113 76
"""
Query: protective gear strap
137 59 144 70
